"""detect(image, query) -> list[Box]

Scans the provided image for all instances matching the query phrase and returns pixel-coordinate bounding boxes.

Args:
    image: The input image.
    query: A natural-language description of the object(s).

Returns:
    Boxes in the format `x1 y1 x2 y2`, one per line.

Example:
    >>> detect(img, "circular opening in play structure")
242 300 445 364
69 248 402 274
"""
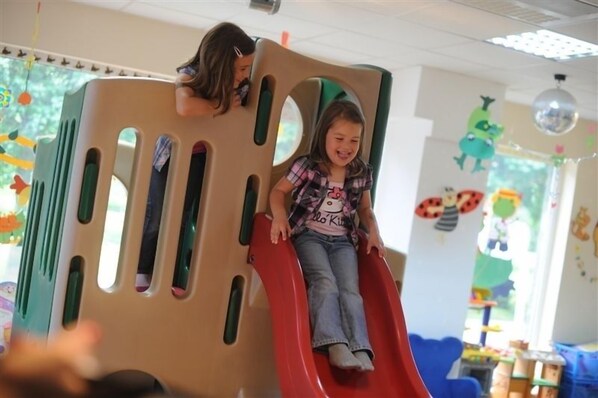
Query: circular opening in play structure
273 96 302 166
97 369 168 396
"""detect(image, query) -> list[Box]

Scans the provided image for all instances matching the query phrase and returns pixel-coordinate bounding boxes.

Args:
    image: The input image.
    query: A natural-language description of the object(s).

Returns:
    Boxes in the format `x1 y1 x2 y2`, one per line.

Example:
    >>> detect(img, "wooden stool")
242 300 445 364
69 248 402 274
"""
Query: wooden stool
508 376 530 398
492 349 565 398
491 358 531 398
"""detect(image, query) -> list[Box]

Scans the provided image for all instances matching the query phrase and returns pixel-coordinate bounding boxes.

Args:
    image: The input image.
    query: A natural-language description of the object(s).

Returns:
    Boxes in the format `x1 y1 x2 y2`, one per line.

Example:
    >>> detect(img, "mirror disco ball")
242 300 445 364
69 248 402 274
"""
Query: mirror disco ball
532 88 579 136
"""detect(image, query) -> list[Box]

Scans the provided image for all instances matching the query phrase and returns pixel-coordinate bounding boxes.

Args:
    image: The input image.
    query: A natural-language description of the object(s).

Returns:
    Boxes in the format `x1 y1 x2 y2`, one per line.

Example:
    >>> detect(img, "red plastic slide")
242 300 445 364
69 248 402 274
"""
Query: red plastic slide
249 213 430 397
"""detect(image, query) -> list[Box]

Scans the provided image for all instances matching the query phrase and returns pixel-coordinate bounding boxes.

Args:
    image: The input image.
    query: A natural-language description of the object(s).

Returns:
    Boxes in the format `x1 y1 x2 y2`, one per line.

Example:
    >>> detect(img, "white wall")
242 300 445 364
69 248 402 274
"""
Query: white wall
1 1 204 77
375 115 432 253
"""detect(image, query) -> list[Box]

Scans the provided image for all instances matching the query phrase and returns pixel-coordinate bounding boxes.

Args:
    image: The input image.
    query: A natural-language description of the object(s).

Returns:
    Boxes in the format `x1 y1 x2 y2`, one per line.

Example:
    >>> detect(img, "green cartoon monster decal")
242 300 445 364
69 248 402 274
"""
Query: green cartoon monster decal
454 96 504 173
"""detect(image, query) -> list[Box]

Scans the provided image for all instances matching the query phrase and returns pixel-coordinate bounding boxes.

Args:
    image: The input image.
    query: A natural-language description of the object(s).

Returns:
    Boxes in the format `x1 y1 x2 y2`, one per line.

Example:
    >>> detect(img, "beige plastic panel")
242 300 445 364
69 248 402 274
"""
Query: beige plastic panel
268 78 321 211
47 38 386 396
385 248 407 296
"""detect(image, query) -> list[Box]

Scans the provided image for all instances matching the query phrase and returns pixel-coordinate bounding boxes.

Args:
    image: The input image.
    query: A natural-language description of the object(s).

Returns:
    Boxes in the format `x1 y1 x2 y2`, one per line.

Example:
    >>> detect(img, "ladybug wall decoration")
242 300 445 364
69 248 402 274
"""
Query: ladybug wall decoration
415 187 484 232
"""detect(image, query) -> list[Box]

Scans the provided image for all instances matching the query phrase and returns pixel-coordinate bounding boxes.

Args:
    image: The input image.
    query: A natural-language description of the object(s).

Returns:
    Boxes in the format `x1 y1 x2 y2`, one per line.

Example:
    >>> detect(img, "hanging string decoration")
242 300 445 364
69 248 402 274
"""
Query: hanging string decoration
548 168 561 209
507 141 597 166
18 2 41 106
551 144 566 167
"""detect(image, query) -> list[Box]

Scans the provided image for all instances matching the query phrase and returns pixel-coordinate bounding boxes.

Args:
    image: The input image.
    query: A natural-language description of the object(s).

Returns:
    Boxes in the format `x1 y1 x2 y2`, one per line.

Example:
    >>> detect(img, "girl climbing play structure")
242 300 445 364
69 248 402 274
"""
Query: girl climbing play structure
12 38 430 397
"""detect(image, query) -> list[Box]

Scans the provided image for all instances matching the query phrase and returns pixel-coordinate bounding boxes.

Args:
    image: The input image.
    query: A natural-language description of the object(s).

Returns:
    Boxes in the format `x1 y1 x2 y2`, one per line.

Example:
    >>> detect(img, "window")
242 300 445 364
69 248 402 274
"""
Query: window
464 151 559 349
0 55 97 353
273 96 303 166
0 56 96 263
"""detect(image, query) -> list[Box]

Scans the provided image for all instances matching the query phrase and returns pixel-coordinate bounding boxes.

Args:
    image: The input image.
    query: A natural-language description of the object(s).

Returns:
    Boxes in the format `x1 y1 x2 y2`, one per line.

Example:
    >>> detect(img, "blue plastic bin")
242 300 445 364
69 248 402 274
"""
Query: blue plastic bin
555 343 598 382
558 376 598 398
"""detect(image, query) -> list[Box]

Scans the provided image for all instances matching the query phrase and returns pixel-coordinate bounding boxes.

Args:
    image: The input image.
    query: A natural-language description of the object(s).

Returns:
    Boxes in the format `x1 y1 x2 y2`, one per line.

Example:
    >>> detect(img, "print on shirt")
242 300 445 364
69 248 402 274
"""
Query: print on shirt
312 185 346 228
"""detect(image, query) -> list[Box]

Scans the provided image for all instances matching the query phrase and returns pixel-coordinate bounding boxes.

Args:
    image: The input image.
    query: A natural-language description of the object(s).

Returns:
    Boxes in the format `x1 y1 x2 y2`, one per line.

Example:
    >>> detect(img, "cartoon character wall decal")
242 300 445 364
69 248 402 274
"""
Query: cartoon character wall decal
574 245 597 283
9 174 31 207
0 84 12 109
486 189 521 252
473 250 514 299
454 96 504 173
0 129 36 170
571 207 591 241
472 189 523 300
0 212 25 245
0 131 34 243
415 187 484 232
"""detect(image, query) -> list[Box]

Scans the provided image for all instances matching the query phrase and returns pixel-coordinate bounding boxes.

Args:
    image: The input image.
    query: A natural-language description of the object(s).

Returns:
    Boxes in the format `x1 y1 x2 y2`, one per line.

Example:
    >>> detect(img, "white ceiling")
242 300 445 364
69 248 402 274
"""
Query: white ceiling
72 0 598 120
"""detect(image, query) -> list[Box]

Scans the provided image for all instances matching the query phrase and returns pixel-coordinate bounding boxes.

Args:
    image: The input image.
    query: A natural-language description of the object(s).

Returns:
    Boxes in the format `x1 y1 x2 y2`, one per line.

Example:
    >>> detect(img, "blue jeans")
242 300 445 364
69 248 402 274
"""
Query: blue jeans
293 229 373 357
138 153 206 275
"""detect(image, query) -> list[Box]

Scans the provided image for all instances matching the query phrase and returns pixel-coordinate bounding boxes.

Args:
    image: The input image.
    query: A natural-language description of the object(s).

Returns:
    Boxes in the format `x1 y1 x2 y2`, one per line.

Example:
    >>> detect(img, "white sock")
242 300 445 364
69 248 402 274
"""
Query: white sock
354 351 374 372
328 344 362 370
136 273 151 287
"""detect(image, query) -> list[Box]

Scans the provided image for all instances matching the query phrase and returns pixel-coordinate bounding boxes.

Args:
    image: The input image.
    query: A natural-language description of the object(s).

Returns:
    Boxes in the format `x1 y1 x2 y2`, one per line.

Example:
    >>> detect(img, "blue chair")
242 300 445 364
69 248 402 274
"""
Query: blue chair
408 334 482 398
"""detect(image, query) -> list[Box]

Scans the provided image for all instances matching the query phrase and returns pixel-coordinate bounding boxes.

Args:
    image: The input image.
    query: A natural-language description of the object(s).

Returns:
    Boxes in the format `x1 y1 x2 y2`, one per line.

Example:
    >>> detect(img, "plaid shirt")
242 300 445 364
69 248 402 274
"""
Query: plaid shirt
153 65 202 171
286 155 373 247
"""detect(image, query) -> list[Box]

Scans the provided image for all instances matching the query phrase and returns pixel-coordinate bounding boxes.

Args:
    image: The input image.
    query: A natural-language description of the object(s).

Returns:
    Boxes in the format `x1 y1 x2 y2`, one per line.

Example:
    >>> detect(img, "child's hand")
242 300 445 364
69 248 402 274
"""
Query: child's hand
232 92 243 108
366 232 386 258
233 80 249 108
270 217 291 244
0 320 102 398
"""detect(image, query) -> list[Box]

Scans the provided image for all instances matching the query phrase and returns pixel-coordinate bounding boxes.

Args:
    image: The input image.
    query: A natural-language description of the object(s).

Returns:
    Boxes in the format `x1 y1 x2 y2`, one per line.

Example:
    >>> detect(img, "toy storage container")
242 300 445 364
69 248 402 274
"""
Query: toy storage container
555 343 598 382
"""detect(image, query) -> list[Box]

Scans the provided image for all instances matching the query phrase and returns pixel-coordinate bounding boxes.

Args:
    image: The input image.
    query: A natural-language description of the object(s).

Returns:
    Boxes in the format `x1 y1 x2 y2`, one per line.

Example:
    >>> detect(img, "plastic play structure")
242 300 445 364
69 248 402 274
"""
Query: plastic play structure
12 38 430 397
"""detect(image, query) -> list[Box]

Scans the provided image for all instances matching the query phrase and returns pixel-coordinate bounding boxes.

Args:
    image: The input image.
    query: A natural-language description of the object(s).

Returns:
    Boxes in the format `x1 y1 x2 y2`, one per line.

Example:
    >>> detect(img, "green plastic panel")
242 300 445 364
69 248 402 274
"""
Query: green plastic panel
357 65 392 203
253 77 272 146
318 78 348 116
13 82 88 335
239 178 257 246
63 257 84 326
223 276 244 345
78 152 99 223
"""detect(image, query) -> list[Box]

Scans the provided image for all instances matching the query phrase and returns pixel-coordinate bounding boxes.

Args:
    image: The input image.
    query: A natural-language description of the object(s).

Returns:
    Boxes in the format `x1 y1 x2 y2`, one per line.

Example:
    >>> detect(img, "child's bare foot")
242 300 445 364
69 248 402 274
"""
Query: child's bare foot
354 351 374 372
328 344 362 370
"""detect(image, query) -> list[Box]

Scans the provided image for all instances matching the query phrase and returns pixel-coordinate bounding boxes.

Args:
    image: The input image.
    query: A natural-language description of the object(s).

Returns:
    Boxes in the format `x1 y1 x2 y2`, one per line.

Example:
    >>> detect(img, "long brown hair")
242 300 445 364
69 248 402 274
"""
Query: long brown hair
177 22 255 115
308 99 368 178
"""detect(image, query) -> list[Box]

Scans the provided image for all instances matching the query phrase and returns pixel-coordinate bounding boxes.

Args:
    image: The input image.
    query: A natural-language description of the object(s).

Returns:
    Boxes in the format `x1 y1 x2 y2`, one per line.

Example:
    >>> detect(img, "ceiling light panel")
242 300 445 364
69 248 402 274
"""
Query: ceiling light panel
486 30 598 60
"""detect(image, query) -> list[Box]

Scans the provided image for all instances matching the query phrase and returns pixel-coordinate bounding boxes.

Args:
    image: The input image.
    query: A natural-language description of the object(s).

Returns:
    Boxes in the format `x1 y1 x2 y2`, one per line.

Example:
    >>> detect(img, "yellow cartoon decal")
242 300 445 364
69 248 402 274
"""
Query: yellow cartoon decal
571 207 591 241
